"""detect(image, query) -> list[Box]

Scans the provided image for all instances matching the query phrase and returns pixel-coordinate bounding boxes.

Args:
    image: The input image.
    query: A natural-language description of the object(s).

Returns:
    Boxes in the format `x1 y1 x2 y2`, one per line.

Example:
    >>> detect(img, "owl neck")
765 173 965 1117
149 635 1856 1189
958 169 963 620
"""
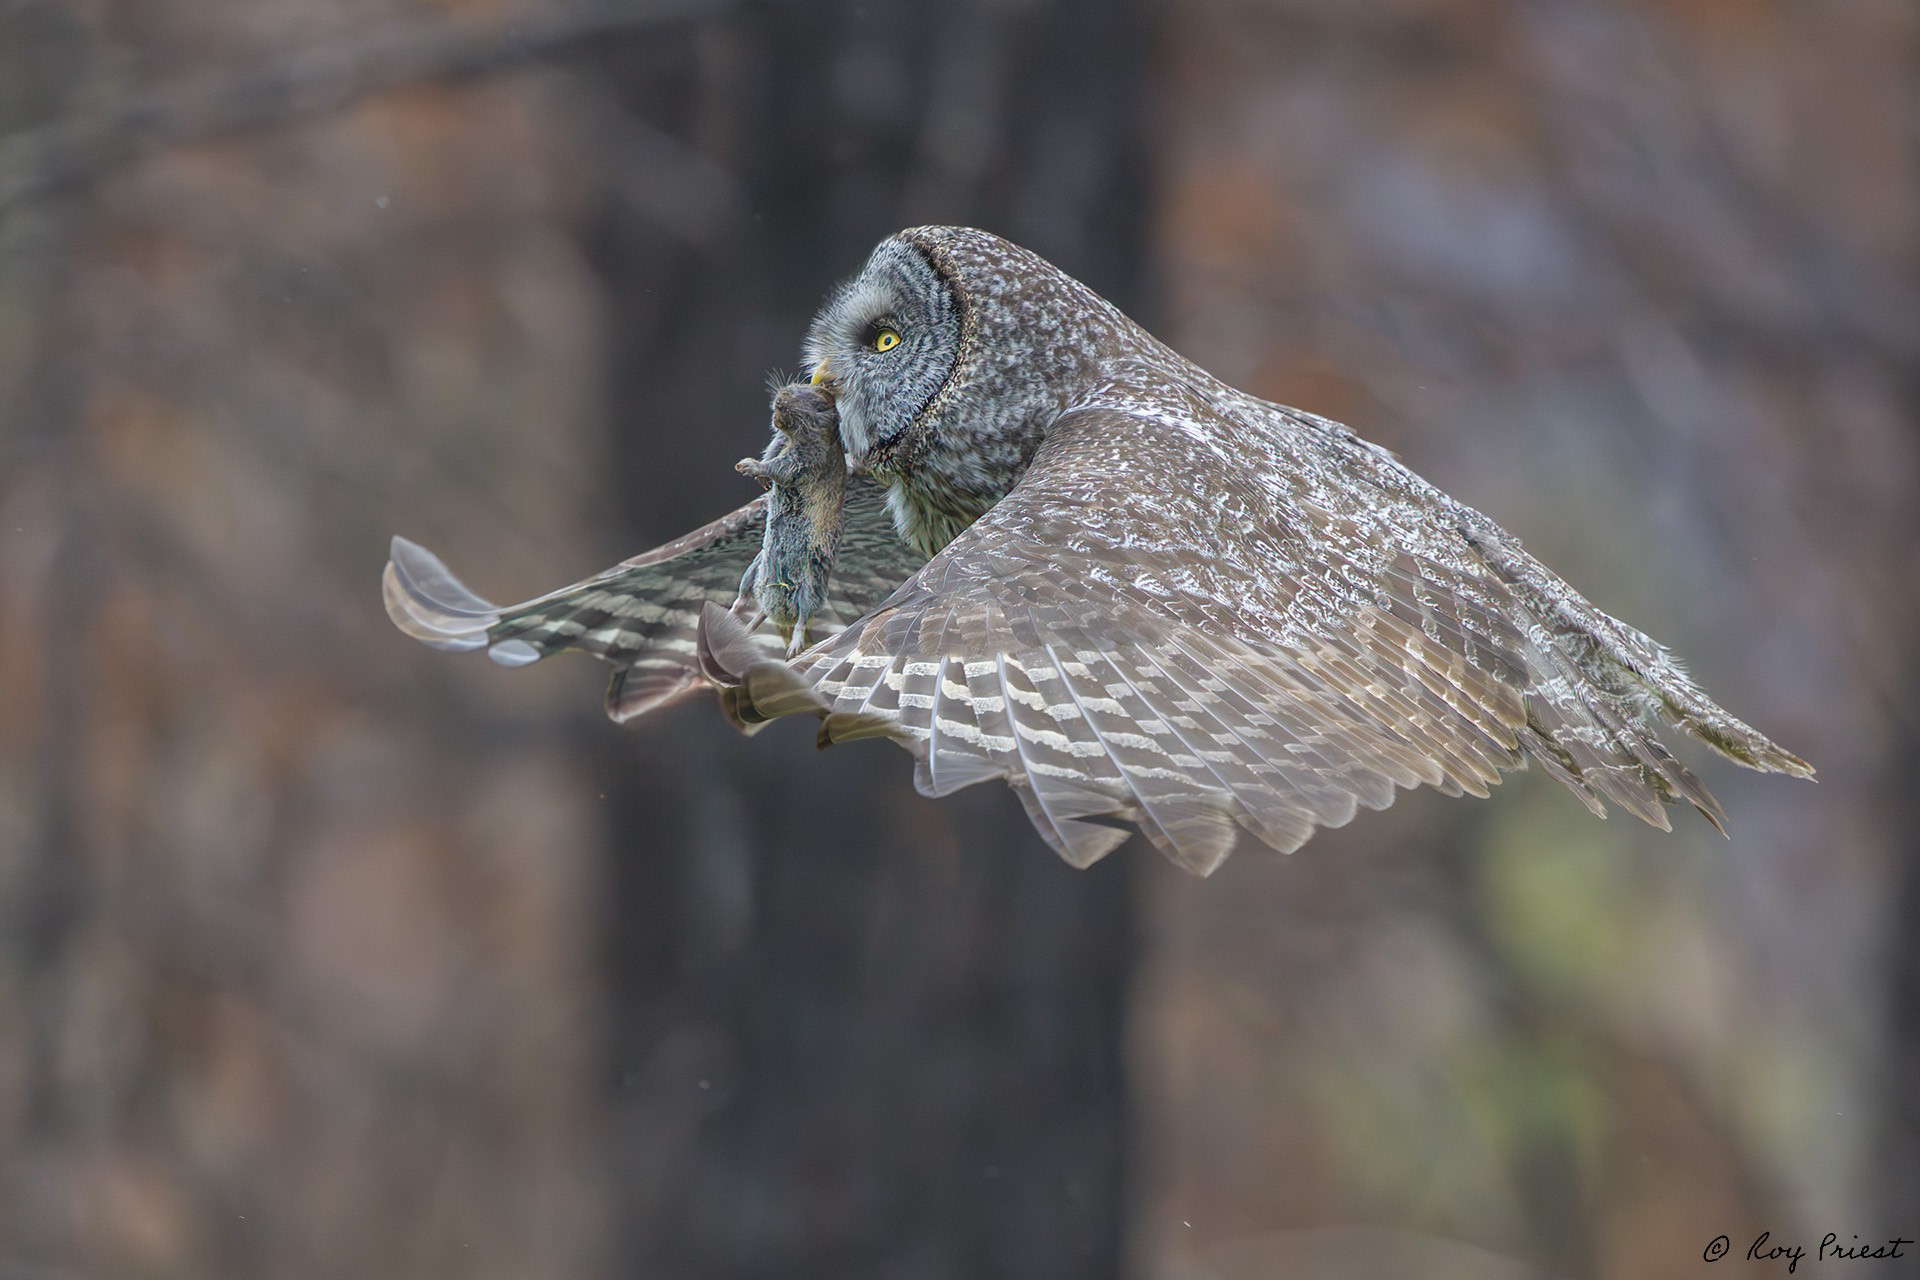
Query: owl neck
863 374 1067 557
878 478 976 561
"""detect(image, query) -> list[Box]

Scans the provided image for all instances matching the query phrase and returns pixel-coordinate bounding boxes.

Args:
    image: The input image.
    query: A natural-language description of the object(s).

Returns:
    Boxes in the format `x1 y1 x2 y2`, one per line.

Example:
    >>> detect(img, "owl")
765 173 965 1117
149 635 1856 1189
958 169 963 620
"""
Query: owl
385 226 1811 876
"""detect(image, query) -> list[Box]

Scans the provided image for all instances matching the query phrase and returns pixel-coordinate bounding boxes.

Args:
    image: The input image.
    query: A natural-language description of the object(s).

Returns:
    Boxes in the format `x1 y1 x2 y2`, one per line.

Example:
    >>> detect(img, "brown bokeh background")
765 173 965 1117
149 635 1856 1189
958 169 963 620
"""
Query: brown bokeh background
0 1 1913 1278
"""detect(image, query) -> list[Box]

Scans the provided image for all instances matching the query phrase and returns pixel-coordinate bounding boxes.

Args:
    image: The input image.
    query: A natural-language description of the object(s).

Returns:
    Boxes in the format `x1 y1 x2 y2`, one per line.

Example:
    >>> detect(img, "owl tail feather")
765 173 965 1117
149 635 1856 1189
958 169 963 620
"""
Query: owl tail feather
382 537 541 667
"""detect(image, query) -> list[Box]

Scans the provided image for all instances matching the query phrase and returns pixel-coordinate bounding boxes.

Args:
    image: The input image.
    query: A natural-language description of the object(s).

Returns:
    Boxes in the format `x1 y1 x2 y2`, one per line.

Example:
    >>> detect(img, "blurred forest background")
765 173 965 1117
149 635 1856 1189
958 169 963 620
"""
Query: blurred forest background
0 0 1913 1277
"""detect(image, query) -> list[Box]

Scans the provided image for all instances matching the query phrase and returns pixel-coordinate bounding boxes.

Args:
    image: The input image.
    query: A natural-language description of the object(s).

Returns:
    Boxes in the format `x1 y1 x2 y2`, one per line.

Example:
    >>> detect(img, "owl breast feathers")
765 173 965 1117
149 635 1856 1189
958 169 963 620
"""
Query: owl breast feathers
385 226 1811 876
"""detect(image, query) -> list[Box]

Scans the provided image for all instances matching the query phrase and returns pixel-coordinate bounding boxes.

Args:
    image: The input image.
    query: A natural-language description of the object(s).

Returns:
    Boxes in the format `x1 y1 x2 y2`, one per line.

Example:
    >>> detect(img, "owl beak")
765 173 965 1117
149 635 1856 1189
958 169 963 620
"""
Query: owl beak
809 359 835 389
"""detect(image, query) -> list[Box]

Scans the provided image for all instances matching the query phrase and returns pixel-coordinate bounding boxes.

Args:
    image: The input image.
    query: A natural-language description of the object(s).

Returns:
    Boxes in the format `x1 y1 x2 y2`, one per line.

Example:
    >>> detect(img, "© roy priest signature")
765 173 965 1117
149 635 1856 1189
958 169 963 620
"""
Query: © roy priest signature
1704 1231 1913 1273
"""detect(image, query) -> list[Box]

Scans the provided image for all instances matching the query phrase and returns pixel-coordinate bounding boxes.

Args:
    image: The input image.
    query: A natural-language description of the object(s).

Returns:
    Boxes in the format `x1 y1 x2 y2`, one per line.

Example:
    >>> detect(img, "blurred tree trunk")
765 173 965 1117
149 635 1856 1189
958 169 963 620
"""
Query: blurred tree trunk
0 0 89 1236
573 5 1152 1277
1 10 620 1275
1887 632 1920 1236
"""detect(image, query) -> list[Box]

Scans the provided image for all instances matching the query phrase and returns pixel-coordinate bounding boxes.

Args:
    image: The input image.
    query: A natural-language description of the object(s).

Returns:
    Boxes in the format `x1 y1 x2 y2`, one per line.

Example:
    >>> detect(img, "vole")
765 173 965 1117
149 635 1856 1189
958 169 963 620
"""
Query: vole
736 382 848 657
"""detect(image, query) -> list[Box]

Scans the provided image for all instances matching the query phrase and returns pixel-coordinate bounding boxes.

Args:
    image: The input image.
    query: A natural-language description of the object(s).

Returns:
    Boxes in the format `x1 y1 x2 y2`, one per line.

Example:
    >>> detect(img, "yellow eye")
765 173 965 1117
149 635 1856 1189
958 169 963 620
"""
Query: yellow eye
872 328 901 352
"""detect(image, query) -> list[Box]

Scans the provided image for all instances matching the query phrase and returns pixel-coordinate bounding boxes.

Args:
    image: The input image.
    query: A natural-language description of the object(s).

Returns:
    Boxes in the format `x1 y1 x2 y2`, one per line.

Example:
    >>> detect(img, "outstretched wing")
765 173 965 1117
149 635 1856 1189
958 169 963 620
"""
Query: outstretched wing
702 405 1811 875
385 477 925 721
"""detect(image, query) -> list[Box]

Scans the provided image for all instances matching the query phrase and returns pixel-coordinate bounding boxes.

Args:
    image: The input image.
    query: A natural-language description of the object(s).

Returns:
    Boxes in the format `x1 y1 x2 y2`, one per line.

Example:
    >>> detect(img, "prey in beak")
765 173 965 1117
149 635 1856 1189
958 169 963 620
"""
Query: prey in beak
734 381 848 658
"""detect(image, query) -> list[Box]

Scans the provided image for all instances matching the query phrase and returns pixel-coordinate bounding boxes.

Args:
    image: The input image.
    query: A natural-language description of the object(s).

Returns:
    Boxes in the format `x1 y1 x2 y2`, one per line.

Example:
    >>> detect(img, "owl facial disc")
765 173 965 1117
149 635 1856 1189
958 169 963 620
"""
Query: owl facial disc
801 238 961 467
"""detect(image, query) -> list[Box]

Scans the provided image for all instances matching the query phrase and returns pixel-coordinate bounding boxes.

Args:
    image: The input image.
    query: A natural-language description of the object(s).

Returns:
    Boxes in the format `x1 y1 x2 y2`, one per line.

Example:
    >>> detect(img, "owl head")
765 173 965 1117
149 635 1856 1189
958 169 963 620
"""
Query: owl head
800 233 963 467
801 227 1147 512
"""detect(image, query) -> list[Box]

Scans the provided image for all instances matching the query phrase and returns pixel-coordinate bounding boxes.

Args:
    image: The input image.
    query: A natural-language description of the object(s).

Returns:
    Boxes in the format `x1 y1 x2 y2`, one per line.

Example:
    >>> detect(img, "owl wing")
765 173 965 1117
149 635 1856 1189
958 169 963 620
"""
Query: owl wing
384 477 925 721
699 405 1811 875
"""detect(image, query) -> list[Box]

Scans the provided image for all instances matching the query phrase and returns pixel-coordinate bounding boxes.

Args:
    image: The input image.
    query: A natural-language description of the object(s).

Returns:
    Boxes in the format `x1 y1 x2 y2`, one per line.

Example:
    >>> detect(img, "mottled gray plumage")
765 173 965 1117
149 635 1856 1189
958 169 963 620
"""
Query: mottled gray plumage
387 225 1811 874
736 382 848 656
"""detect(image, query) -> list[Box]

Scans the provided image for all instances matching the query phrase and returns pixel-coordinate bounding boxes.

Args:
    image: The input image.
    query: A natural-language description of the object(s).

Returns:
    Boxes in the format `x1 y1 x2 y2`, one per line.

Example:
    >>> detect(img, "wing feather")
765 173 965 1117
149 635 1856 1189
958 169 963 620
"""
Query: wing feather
385 478 924 721
696 400 1808 874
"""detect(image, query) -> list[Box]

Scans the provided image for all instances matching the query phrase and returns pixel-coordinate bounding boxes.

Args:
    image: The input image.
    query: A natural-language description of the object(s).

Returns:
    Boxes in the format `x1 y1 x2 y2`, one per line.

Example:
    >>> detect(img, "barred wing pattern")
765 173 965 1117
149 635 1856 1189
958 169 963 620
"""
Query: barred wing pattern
704 404 1811 875
385 477 925 721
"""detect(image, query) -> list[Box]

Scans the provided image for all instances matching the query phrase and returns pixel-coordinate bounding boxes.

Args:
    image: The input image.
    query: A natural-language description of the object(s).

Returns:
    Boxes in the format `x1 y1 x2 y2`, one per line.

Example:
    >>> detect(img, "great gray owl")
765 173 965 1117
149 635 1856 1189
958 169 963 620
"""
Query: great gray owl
385 226 1811 876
